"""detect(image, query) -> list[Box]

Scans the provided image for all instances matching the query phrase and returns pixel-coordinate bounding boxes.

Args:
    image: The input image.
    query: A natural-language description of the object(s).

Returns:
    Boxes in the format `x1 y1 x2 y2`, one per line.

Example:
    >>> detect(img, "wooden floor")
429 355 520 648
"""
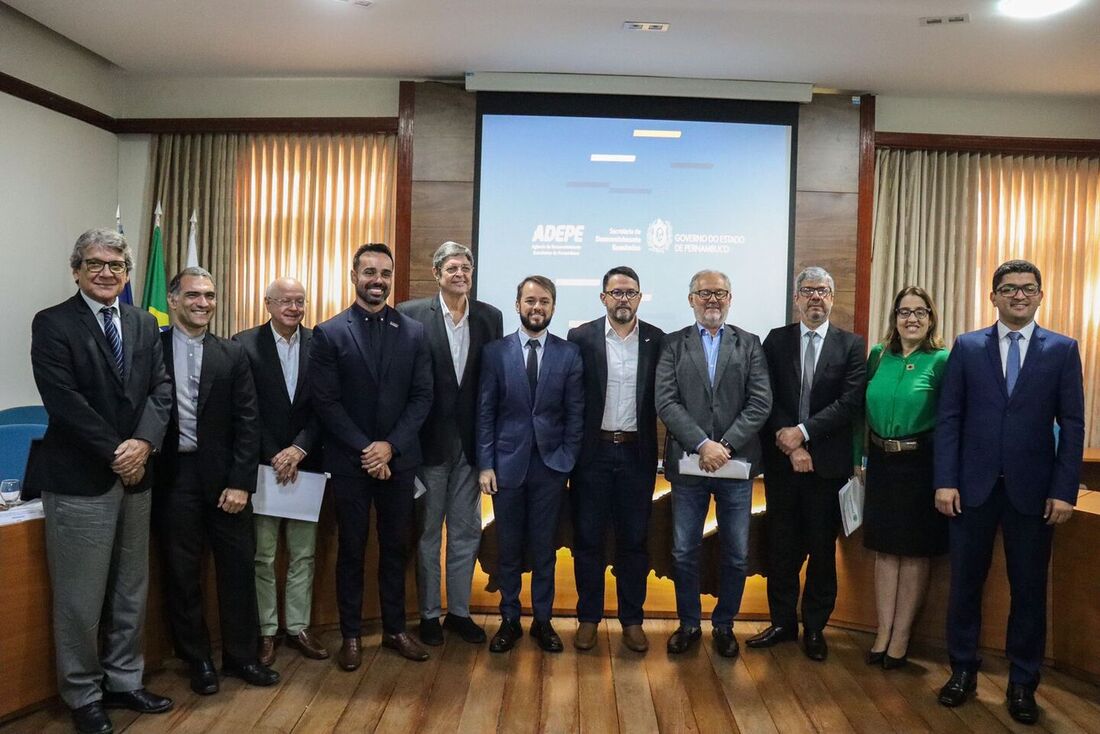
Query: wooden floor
6 617 1100 734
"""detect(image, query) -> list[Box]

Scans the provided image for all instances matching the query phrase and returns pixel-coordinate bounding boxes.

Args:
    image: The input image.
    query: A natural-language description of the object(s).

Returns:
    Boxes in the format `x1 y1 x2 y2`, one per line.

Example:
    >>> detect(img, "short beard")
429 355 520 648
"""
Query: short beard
609 306 634 325
520 312 551 333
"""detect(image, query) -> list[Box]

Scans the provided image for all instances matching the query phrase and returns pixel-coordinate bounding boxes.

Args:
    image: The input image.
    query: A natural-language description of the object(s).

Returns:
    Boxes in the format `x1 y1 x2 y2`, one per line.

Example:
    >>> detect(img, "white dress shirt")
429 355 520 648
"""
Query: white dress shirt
798 320 830 441
997 320 1036 375
79 290 123 348
440 292 470 382
519 329 547 374
601 321 639 431
270 323 300 401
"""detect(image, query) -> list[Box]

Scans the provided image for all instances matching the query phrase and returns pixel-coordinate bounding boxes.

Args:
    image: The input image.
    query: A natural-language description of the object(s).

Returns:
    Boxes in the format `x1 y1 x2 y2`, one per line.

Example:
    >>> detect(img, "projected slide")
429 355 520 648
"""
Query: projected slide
476 113 793 338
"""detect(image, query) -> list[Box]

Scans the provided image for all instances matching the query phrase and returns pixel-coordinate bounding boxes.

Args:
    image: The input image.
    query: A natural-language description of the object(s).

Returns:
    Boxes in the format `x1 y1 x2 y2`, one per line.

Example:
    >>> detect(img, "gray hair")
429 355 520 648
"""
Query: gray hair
168 266 215 296
688 269 731 293
432 241 474 271
69 228 133 272
264 277 305 299
795 266 835 292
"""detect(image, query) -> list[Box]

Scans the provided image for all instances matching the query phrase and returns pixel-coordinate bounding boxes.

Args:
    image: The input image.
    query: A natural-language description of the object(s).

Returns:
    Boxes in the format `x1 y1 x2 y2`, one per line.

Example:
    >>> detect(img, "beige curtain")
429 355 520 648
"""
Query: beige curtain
149 134 243 335
871 148 1100 447
233 134 397 332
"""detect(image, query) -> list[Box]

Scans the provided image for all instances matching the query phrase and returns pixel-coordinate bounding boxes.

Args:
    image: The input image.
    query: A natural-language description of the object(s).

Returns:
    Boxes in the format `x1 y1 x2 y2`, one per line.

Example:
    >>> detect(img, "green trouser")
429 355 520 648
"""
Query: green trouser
254 514 318 636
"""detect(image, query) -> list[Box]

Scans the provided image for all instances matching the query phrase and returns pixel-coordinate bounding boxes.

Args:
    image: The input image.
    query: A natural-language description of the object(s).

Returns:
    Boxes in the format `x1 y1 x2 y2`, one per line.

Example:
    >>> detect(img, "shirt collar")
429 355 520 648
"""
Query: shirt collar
997 320 1036 340
519 329 547 349
697 322 724 339
800 320 830 340
605 319 639 342
353 303 390 322
172 326 205 345
439 292 469 326
269 322 300 345
80 289 119 316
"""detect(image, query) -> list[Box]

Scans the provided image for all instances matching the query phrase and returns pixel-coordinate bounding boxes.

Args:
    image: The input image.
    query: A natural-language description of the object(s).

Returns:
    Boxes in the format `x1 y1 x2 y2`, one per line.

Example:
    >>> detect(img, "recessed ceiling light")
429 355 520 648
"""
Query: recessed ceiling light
997 0 1081 19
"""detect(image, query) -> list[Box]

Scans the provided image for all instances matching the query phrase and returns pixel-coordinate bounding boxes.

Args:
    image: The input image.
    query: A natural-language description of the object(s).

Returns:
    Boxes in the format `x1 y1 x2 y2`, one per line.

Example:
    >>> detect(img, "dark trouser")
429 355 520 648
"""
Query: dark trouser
332 470 415 637
947 479 1053 690
492 450 567 623
572 441 654 626
156 454 259 666
763 469 843 632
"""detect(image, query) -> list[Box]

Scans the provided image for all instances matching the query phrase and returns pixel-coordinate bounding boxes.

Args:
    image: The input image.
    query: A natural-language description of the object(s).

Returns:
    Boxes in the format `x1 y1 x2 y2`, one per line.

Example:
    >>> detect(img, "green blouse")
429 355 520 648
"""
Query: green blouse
864 343 948 439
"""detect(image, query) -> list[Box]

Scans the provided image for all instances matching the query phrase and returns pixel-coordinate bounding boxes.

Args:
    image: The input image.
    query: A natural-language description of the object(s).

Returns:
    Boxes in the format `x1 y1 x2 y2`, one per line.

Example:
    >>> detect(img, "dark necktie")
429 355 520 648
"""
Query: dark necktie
100 306 124 377
526 338 540 398
798 331 817 423
1006 331 1023 396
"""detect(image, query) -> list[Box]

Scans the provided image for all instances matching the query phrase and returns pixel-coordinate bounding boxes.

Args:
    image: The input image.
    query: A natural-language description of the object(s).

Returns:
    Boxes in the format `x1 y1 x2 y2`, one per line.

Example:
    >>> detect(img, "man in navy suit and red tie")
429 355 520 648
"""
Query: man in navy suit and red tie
477 275 584 653
934 259 1084 725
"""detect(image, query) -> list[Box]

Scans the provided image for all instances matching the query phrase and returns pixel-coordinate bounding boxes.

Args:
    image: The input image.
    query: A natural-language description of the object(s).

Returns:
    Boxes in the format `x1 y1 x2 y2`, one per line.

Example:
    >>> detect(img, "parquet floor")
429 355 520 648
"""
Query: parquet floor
5 616 1099 733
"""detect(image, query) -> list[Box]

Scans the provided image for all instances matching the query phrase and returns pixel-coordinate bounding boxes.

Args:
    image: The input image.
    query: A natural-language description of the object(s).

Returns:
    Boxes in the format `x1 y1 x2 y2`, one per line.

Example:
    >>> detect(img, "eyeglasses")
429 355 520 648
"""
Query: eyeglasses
692 289 729 301
604 289 640 301
84 259 127 275
798 286 833 298
440 264 473 276
268 297 306 308
895 307 930 320
995 283 1040 297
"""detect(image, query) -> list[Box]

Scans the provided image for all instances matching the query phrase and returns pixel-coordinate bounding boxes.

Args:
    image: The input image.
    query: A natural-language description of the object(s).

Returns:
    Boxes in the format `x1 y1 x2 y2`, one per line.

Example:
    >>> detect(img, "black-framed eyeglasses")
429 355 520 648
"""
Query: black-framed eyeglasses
84 259 127 275
995 283 1040 297
798 286 833 298
692 289 729 301
604 289 640 301
440 264 474 276
895 307 930 320
267 297 306 307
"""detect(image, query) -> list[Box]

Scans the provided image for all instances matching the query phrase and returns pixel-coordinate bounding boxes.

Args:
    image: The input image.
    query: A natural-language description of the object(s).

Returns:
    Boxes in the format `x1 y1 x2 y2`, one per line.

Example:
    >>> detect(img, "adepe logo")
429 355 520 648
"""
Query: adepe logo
531 224 585 243
646 218 672 253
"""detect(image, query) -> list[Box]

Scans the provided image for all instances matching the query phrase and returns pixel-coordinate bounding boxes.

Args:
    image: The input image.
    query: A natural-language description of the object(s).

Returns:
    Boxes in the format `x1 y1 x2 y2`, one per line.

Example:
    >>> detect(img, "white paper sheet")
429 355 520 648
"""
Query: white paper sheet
253 466 328 522
838 475 864 537
677 452 751 479
0 498 44 526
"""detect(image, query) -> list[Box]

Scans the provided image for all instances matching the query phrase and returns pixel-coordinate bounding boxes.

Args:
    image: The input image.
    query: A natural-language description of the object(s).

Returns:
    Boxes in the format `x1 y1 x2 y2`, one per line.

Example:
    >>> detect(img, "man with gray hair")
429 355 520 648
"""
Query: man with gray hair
30 228 174 734
748 266 865 661
397 241 503 646
656 269 772 657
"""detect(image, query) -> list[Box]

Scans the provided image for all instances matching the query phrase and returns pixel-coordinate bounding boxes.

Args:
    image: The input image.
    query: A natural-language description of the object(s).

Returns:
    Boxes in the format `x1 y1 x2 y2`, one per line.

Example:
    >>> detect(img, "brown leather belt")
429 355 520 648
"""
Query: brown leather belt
870 432 922 453
599 430 638 444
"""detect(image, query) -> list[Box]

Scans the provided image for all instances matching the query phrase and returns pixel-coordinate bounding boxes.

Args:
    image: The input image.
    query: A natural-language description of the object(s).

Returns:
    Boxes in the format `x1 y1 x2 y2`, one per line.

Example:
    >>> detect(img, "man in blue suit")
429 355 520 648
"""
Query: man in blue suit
934 259 1084 725
477 275 584 653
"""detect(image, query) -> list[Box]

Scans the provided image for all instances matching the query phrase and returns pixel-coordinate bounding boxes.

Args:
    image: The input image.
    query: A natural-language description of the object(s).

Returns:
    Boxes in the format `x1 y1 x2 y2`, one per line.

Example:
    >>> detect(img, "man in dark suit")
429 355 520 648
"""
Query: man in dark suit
934 260 1084 725
155 266 278 695
749 266 865 661
396 241 503 647
656 269 772 658
568 266 664 653
233 277 327 666
477 275 584 653
30 228 174 734
310 243 434 669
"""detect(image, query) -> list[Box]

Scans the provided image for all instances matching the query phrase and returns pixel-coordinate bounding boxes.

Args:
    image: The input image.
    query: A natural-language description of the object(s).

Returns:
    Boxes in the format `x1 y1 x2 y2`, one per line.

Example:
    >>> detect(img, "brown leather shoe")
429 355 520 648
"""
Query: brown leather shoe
382 631 430 661
258 635 277 667
337 637 362 671
622 624 649 652
286 628 330 660
574 622 599 650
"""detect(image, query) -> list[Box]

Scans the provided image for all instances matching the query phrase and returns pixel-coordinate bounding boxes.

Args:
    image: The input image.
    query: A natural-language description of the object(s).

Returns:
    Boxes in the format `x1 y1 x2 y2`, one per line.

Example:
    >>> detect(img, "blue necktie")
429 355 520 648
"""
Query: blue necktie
1006 331 1023 396
100 306 124 377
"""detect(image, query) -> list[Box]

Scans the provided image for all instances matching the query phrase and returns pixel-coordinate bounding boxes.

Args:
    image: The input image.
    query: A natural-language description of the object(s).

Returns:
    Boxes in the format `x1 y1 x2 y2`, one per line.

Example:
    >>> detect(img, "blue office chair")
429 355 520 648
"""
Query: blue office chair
0 423 47 483
0 405 48 426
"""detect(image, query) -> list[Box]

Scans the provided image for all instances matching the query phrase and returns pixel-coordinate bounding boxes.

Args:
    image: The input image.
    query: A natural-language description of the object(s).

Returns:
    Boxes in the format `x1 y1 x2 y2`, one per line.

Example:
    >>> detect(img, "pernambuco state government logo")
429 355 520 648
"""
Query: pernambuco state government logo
646 218 672 253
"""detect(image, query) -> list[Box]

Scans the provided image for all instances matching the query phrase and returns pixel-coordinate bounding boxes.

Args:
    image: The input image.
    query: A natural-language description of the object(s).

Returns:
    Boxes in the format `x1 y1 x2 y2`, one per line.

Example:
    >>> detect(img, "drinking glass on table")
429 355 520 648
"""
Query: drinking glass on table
0 479 22 508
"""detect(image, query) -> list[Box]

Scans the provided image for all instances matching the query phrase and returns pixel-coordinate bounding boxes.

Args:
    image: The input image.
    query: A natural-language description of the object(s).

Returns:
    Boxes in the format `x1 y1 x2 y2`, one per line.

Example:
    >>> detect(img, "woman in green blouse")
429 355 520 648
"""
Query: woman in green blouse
862 286 948 669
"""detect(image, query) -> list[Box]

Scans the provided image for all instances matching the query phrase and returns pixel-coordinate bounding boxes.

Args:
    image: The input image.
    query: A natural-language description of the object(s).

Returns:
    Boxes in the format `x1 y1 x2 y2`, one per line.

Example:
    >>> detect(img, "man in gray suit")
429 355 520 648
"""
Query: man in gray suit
656 269 772 658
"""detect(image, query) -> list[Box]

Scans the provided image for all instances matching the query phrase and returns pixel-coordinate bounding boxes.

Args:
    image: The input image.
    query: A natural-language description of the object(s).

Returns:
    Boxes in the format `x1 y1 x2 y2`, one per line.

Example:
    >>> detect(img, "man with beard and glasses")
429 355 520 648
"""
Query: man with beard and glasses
567 266 664 652
656 270 772 658
477 275 584 653
310 243 434 669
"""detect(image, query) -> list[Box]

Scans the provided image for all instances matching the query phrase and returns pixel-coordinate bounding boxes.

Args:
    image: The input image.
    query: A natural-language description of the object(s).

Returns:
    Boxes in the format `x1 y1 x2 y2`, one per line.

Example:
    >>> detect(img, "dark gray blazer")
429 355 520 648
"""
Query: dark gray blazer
656 323 772 482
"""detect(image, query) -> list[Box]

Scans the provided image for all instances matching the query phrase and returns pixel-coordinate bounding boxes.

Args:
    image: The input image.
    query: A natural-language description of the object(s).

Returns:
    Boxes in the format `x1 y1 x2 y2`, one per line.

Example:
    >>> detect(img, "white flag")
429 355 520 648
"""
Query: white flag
185 210 199 268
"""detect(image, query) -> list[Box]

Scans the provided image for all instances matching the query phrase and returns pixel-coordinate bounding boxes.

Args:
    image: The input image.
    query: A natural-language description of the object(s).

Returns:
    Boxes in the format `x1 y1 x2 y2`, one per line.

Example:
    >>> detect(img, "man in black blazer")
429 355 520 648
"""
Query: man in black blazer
396 242 503 647
155 267 278 695
567 266 664 653
749 266 866 661
233 277 327 666
30 228 174 734
311 243 434 670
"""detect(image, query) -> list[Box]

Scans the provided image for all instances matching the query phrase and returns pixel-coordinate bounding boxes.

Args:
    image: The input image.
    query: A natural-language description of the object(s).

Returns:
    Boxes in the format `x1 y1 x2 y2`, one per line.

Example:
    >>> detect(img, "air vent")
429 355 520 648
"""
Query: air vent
623 21 670 32
920 13 970 25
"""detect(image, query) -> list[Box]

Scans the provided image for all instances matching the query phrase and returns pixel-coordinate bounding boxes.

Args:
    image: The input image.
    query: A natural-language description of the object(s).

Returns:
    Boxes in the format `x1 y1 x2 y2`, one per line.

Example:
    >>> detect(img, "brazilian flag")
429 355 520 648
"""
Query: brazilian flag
141 206 169 327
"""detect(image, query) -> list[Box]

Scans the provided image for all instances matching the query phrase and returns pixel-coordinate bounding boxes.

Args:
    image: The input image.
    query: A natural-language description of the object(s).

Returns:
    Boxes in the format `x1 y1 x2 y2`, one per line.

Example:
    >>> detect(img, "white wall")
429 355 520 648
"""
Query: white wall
0 93 118 408
877 95 1100 138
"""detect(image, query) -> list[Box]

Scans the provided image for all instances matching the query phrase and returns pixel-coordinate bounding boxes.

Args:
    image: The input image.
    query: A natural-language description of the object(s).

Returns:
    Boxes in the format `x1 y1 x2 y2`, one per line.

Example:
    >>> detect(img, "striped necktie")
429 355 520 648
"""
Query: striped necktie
100 306 124 377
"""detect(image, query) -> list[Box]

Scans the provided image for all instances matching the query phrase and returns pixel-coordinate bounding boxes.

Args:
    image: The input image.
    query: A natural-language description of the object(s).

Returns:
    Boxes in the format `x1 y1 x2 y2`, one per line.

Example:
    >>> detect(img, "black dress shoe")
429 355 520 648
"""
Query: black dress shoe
666 625 701 654
938 669 977 707
530 620 564 652
189 659 219 695
882 652 908 670
223 660 280 687
443 613 487 644
712 627 740 658
489 619 523 653
419 617 444 646
1006 683 1039 725
745 625 798 649
102 688 173 713
866 649 886 666
71 702 113 734
803 630 828 661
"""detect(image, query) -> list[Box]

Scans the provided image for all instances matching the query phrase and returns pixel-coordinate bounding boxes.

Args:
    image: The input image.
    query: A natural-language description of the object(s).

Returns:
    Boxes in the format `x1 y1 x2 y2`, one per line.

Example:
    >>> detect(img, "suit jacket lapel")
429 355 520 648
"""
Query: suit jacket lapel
258 322 293 406
508 333 533 410
430 298 461 390
120 306 138 383
378 310 399 378
985 325 1009 399
594 319 609 416
636 323 657 410
1011 325 1046 398
346 309 377 382
197 332 216 415
461 305 486 388
684 327 713 399
713 324 736 390
811 325 842 390
789 324 803 387
74 296 123 386
294 328 311 408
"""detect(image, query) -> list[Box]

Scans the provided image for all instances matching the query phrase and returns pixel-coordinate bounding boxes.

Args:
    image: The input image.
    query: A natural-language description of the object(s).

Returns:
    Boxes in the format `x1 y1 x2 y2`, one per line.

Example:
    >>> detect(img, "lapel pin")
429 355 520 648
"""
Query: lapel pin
389 321 399 328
